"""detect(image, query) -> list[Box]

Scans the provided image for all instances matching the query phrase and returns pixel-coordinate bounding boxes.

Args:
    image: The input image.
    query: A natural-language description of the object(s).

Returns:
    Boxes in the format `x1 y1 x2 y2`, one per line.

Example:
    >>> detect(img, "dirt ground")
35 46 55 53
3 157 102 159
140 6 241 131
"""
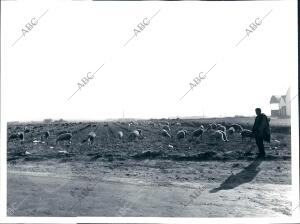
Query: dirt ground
7 118 291 217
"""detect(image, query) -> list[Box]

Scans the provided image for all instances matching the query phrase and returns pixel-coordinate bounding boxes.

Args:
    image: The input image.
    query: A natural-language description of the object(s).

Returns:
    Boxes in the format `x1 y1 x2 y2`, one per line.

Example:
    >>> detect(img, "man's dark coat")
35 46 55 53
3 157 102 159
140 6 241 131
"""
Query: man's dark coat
252 113 271 143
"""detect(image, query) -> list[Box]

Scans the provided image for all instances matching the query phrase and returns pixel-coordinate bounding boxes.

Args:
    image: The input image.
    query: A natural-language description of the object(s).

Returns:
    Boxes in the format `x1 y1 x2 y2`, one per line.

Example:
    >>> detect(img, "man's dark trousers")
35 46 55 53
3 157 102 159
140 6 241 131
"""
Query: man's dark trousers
255 136 265 155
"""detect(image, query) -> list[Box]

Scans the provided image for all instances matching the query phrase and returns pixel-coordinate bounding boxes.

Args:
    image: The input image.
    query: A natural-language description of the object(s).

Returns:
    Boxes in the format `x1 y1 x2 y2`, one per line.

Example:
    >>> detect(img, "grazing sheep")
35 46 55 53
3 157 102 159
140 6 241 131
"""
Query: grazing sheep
137 129 144 138
227 127 235 135
128 121 138 128
191 128 204 140
128 130 139 141
57 130 69 136
82 131 96 144
88 131 96 143
117 131 123 139
219 130 229 141
214 130 229 142
241 129 253 142
162 125 171 132
177 130 187 140
230 124 243 132
8 133 20 141
56 133 72 145
216 124 226 132
162 129 171 138
8 132 24 141
128 129 142 141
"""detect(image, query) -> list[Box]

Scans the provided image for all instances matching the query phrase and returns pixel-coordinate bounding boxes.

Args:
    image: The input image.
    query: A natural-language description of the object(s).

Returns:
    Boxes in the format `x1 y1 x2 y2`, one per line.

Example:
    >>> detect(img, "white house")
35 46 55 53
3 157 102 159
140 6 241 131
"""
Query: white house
270 87 291 117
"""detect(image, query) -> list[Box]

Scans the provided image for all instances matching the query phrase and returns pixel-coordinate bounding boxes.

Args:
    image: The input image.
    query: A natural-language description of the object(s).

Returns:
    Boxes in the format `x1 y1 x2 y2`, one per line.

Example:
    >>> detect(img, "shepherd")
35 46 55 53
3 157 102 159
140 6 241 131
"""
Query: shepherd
252 108 270 158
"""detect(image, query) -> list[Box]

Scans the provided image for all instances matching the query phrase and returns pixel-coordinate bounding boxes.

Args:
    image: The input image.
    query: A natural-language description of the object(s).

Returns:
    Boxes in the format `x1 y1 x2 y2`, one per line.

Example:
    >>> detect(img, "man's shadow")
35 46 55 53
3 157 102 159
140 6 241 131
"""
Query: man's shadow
210 158 263 193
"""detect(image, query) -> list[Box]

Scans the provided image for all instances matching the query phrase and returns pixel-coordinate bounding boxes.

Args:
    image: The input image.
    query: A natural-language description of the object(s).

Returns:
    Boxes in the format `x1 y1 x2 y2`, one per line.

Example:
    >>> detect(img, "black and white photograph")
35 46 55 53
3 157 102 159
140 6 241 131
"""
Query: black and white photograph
1 0 299 223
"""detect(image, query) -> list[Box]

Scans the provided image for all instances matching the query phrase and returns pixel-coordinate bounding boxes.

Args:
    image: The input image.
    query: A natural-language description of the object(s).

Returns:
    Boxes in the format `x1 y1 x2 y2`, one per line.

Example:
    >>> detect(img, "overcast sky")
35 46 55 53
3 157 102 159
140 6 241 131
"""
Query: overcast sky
2 0 298 121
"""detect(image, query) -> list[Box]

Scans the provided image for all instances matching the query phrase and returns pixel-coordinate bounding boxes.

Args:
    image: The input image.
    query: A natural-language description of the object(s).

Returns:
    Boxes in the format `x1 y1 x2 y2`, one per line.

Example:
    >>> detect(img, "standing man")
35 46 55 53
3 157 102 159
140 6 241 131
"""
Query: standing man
252 108 270 157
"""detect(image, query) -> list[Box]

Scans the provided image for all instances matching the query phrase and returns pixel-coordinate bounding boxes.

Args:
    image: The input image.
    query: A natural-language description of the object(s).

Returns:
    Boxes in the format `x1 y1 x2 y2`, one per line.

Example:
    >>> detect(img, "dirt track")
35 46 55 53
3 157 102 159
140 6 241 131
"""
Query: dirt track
8 159 291 217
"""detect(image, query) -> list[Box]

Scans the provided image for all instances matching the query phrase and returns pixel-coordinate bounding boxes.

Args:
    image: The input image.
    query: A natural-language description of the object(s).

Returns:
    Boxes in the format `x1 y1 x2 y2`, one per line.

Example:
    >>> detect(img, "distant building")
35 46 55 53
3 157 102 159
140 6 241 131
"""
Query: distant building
270 87 291 117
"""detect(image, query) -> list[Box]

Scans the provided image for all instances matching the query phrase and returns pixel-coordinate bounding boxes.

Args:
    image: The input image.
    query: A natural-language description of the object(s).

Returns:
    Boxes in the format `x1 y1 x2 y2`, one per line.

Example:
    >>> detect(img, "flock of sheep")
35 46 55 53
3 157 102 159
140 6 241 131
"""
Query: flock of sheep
153 121 253 143
8 121 255 147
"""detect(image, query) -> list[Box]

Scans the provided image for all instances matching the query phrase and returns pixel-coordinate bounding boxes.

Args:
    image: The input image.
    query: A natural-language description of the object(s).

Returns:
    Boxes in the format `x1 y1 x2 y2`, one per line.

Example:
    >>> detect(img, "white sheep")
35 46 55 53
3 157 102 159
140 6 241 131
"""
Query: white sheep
191 128 204 140
83 131 96 144
227 127 235 135
162 129 171 138
177 130 187 140
216 124 226 132
128 129 143 141
162 125 171 132
213 130 229 142
230 124 243 132
117 131 123 139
